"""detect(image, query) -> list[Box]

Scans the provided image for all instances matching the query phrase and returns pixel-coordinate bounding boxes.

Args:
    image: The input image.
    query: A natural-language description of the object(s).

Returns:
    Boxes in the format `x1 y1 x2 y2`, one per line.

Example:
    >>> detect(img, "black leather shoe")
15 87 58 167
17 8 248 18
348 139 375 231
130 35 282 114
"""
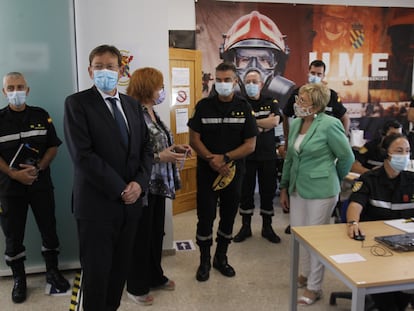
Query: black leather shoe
233 225 252 243
12 276 27 303
262 226 281 243
196 262 211 282
213 256 235 277
46 268 70 292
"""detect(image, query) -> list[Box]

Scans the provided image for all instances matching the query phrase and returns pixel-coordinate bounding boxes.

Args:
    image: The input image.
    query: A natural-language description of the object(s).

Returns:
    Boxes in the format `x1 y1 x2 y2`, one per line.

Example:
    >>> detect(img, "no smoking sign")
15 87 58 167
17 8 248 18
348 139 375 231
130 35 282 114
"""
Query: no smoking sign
172 87 190 105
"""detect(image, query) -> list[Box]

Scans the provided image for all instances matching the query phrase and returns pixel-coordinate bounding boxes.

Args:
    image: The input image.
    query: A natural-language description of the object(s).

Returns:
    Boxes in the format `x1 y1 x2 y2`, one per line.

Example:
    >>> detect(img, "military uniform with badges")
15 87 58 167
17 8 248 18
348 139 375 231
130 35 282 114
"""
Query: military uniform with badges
349 163 414 310
235 96 282 243
0 105 68 297
188 94 257 279
354 137 385 170
349 166 414 221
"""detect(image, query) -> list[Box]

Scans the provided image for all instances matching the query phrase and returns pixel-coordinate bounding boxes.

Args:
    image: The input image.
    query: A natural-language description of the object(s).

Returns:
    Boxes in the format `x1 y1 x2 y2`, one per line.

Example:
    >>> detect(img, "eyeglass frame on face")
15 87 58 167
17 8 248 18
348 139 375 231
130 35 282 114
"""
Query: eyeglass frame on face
295 95 312 107
91 64 120 71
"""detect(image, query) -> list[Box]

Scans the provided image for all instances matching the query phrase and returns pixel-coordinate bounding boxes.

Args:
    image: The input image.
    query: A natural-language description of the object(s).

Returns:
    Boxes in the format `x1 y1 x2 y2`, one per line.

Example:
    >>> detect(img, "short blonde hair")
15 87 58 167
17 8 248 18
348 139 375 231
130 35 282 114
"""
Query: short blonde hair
299 83 330 113
126 67 163 102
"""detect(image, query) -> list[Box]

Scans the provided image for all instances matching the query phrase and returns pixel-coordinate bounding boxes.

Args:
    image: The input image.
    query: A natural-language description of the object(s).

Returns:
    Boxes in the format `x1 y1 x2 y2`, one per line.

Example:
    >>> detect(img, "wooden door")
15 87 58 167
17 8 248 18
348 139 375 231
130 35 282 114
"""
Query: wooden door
169 48 202 215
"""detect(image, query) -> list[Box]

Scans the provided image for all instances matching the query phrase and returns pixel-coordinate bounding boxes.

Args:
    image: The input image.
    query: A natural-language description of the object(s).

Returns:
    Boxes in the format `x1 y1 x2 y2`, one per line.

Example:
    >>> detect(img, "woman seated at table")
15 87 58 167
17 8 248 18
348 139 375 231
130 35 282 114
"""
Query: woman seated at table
346 133 414 311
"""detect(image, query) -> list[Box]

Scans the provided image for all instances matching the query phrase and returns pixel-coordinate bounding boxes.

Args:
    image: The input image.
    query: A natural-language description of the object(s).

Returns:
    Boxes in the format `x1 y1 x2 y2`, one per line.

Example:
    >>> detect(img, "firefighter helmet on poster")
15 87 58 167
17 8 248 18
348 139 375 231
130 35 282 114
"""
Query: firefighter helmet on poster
219 11 295 106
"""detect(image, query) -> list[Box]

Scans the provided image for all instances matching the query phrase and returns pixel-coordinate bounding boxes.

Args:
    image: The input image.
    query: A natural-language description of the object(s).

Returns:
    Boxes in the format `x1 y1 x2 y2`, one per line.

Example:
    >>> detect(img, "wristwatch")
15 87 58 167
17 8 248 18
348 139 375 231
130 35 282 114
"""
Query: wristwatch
223 154 231 164
154 152 161 163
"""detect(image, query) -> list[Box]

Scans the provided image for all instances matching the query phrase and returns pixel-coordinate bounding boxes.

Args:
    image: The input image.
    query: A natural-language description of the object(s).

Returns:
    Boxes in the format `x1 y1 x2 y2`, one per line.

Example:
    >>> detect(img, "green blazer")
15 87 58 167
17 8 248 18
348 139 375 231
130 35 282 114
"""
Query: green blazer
280 113 354 199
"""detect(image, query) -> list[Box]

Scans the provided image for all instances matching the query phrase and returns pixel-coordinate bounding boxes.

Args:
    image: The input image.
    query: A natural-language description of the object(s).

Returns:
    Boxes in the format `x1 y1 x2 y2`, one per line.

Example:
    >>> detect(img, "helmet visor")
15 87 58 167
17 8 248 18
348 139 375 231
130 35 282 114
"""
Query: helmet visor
235 48 276 70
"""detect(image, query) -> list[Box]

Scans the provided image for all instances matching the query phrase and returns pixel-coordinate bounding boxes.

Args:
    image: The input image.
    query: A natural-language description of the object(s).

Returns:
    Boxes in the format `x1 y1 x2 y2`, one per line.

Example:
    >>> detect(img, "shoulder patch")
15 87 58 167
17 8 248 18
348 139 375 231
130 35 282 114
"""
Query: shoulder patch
359 146 368 154
352 181 363 192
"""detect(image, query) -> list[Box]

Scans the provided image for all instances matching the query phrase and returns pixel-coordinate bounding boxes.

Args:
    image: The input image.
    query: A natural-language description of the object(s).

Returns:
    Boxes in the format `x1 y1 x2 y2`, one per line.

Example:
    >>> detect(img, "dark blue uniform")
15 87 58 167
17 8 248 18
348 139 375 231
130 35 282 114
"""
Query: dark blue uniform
349 166 414 309
240 96 281 217
349 167 414 221
354 137 384 170
188 95 257 247
0 105 62 265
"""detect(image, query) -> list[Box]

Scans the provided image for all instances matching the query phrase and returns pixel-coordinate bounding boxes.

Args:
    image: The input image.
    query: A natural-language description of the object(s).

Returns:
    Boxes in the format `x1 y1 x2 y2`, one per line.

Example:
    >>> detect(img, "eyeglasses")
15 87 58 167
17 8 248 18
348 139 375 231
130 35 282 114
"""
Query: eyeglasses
91 64 119 71
295 95 312 107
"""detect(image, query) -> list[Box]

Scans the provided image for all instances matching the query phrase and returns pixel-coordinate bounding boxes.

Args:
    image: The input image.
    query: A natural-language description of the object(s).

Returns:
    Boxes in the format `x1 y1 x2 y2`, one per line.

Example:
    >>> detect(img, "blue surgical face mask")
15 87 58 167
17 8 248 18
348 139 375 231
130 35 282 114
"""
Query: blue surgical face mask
155 88 166 105
7 91 27 108
215 82 234 97
93 69 119 92
245 83 260 98
308 74 322 84
389 154 410 172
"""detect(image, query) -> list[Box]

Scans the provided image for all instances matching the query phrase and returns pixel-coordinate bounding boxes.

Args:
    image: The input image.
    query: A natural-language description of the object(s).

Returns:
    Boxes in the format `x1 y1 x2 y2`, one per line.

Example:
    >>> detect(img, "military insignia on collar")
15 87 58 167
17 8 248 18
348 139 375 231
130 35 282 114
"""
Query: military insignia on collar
352 181 363 192
47 117 53 123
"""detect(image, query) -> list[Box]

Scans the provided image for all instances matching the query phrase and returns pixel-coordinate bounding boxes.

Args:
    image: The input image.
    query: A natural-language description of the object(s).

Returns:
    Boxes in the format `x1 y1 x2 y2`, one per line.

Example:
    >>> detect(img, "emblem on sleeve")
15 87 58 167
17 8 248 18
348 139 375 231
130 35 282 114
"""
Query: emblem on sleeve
352 181 363 192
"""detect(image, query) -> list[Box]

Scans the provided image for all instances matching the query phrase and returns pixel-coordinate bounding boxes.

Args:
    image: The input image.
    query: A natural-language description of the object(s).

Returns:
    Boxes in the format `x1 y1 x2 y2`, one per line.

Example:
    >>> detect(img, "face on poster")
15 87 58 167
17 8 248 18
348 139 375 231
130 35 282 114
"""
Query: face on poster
195 1 414 138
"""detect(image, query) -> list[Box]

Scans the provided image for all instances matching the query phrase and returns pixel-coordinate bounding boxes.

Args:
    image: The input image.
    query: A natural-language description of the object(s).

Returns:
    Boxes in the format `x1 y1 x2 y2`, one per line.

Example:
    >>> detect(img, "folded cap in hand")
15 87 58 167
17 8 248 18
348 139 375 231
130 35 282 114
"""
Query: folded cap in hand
212 161 236 191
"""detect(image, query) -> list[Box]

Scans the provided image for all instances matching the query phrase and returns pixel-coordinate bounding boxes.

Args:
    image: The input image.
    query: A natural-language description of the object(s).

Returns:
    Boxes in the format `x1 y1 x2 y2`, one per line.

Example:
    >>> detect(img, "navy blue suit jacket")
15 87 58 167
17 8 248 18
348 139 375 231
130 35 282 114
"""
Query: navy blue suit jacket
64 86 153 220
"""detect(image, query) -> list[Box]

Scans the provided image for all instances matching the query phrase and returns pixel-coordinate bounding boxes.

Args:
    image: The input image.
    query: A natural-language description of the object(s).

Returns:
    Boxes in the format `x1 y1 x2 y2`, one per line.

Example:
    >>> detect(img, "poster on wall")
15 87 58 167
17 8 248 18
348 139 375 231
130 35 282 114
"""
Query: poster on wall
195 0 414 140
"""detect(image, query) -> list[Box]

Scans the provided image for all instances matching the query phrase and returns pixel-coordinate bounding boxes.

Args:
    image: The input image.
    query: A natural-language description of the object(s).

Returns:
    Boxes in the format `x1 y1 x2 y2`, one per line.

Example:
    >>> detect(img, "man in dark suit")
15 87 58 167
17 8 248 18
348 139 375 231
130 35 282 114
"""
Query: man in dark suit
64 45 153 311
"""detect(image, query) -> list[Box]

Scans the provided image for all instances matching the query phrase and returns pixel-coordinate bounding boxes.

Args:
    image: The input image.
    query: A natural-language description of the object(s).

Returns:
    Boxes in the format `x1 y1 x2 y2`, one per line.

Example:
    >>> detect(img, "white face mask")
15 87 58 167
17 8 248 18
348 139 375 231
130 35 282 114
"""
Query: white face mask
7 91 27 107
293 103 313 118
215 82 234 97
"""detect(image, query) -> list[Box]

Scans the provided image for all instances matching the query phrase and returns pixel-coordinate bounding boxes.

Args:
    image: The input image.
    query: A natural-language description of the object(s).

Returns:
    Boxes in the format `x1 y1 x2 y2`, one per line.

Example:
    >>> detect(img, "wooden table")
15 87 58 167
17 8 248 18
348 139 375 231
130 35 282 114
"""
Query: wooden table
290 221 414 310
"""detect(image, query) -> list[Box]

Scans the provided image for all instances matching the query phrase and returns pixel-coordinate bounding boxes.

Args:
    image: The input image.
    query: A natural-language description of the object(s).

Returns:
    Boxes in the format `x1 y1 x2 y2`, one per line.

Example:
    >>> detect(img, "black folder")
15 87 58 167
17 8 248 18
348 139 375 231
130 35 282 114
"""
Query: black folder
9 143 40 169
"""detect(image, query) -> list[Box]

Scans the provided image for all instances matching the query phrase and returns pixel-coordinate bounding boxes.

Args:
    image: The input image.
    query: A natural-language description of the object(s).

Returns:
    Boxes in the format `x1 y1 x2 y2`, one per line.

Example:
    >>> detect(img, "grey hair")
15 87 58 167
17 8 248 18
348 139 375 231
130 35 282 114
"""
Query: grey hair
3 72 27 88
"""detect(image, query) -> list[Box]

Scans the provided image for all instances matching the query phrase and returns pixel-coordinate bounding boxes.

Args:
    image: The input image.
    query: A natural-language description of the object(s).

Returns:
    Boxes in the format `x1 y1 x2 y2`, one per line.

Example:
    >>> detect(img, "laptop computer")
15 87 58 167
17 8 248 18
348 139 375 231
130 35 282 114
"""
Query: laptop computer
375 232 414 252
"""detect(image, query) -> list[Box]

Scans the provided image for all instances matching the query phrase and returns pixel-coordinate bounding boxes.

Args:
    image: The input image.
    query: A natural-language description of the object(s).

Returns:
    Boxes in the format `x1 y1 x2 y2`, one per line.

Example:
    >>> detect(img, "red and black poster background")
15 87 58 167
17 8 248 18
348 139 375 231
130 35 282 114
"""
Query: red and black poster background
195 0 414 140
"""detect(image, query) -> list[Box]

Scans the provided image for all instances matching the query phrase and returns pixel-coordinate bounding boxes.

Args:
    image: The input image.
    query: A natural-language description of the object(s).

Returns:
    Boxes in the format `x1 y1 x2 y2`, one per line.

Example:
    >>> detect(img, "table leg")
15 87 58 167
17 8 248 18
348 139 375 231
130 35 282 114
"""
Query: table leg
290 233 299 311
351 287 365 311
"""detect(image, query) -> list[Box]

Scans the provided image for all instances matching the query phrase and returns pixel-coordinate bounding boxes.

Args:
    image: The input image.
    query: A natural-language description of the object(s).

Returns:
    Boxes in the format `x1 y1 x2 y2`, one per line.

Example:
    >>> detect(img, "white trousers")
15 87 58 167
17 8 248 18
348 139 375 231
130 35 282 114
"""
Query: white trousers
290 192 338 291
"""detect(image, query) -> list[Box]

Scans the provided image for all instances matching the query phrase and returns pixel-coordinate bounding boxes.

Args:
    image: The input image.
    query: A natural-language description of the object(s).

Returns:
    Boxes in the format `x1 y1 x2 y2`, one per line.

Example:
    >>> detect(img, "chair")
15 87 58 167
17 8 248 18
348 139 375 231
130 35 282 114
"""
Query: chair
329 291 376 310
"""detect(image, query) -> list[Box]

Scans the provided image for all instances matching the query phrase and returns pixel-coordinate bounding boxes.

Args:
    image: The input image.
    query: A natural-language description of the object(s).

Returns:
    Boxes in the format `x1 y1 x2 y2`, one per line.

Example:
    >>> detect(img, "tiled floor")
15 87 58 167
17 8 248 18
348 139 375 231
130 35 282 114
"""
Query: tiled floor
0 201 384 311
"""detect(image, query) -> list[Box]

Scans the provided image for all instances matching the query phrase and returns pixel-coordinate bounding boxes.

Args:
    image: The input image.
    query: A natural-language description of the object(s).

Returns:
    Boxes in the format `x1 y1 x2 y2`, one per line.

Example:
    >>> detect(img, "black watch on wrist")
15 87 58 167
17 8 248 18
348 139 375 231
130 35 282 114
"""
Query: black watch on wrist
223 154 231 164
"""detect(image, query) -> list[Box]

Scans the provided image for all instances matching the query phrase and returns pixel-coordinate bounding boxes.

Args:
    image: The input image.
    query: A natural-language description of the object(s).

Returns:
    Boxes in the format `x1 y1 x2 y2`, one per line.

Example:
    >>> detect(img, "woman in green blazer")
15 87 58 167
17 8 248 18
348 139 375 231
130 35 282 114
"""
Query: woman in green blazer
279 83 354 306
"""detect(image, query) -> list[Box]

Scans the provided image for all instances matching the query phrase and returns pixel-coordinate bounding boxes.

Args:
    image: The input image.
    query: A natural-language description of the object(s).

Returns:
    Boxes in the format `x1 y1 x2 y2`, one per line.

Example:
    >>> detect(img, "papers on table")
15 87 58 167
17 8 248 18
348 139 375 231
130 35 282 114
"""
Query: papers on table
330 253 367 263
384 219 414 233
